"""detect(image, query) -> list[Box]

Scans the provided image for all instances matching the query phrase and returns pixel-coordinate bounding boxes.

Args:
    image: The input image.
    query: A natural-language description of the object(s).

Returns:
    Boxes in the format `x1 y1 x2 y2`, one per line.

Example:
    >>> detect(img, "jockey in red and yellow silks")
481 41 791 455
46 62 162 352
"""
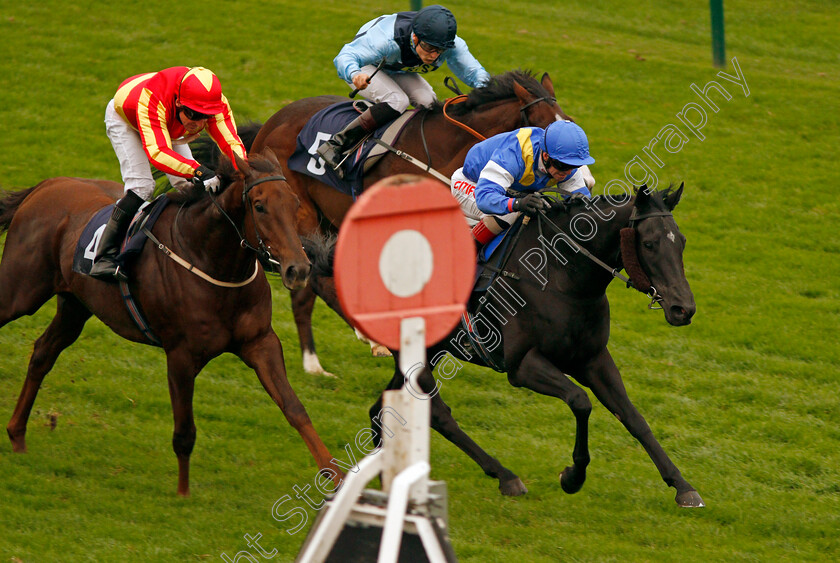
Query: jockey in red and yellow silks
91 66 246 283
113 66 246 179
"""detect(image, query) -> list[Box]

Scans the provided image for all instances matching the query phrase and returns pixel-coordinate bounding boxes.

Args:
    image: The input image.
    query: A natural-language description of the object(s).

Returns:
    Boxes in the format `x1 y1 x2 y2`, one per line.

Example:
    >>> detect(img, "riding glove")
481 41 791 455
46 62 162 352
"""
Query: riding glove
512 193 550 216
193 165 220 193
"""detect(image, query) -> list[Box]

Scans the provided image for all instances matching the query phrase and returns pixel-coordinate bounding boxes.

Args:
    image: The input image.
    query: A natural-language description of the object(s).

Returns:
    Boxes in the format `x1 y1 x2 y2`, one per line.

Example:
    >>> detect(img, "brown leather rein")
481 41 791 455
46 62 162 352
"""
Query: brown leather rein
442 93 559 142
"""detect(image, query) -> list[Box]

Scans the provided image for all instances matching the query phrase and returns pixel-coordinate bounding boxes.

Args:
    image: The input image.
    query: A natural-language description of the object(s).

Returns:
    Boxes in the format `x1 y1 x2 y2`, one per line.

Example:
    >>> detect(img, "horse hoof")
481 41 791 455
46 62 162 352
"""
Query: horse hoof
675 490 705 508
559 466 585 494
499 477 528 496
8 432 27 453
370 344 392 358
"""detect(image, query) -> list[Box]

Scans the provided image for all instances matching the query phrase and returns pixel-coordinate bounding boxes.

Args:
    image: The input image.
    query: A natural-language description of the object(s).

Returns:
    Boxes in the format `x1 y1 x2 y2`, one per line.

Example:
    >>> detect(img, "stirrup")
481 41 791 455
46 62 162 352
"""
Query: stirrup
89 256 127 283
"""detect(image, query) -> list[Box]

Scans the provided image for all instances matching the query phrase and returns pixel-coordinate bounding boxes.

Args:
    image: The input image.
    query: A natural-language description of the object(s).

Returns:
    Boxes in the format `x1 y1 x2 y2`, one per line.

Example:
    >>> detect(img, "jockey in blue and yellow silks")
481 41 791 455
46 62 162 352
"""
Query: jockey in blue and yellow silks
317 5 490 176
451 121 596 245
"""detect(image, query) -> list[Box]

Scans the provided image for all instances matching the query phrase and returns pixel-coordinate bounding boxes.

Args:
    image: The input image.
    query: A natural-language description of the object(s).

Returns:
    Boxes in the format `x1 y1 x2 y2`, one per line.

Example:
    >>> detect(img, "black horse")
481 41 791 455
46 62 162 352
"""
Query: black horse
306 184 704 507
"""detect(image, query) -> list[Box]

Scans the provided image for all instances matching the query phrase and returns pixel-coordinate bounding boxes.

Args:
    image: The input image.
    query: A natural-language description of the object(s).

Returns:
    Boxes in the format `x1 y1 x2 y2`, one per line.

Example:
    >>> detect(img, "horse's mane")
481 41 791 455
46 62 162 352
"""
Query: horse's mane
165 154 274 206
431 69 550 116
542 185 680 219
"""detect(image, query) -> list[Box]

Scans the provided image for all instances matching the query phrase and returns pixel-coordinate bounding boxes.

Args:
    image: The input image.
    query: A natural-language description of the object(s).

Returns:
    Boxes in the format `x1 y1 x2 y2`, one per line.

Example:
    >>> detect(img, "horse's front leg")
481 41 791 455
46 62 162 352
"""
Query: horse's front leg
582 348 704 508
508 349 592 494
238 331 342 487
165 347 199 497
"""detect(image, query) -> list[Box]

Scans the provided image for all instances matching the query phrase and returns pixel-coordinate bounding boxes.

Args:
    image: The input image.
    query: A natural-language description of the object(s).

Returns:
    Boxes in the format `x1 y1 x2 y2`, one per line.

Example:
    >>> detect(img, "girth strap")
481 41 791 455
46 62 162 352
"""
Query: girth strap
118 280 161 346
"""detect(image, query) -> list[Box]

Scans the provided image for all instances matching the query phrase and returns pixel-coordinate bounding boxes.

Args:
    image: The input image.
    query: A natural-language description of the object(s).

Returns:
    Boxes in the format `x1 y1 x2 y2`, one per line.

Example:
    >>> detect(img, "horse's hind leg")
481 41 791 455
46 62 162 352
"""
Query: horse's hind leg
291 286 333 376
370 359 527 496
6 294 92 452
509 349 593 495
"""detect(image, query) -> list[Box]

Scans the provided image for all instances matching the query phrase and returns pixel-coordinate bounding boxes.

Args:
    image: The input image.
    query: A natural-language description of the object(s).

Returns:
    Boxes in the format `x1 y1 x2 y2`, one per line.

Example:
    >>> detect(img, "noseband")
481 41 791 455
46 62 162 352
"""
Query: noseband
619 208 674 309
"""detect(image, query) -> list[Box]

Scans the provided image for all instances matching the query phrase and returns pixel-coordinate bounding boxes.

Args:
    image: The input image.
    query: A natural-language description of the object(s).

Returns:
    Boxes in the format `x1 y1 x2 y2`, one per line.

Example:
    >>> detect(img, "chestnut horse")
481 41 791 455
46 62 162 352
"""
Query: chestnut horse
0 150 341 495
249 70 579 375
306 186 705 507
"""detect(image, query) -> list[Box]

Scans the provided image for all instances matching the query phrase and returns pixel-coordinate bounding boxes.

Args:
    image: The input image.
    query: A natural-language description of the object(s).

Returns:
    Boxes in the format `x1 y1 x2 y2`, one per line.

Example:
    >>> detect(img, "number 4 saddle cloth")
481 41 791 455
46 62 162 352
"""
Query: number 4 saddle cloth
71 196 170 277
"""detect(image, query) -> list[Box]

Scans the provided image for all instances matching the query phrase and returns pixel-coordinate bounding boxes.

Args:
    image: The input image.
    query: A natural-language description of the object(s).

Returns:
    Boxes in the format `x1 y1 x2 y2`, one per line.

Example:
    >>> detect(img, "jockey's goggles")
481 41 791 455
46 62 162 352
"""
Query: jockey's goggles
181 106 213 121
545 155 577 172
417 40 444 54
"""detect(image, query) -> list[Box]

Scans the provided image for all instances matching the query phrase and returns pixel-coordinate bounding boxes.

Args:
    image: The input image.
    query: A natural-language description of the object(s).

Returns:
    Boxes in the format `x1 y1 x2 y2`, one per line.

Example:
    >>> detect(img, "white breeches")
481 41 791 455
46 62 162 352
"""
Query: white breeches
104 99 194 200
351 65 437 112
450 168 519 228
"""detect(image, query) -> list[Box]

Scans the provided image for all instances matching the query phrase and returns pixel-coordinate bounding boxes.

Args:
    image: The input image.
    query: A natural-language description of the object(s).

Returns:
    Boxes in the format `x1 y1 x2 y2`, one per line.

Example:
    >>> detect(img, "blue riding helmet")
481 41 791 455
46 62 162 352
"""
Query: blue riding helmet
413 5 457 50
542 121 596 167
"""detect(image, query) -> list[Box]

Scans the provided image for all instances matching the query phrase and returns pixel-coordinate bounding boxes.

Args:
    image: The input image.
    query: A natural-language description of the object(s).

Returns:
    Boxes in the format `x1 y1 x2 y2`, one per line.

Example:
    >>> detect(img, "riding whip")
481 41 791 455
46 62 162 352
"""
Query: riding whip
349 59 386 98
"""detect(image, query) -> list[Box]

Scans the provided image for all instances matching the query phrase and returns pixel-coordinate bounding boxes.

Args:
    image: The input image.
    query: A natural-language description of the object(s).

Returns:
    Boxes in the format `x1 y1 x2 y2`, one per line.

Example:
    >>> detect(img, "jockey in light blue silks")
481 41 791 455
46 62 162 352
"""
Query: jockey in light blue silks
450 120 596 245
317 4 491 176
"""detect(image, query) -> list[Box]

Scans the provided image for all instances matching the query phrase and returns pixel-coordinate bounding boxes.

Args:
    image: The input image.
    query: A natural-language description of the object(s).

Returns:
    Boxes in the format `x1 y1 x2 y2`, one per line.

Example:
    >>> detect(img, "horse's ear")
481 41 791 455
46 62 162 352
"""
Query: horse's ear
635 184 651 207
513 80 535 104
234 154 250 175
540 73 556 98
261 147 282 168
665 182 684 211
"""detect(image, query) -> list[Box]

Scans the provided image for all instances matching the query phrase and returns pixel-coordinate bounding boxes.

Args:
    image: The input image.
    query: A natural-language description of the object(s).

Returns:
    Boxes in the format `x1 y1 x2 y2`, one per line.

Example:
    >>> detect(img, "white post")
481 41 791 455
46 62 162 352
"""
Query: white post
381 316 430 503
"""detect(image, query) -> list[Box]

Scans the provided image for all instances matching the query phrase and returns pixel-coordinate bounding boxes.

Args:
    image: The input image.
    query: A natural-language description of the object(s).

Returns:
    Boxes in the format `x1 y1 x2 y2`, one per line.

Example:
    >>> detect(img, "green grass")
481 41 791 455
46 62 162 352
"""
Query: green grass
1 0 839 561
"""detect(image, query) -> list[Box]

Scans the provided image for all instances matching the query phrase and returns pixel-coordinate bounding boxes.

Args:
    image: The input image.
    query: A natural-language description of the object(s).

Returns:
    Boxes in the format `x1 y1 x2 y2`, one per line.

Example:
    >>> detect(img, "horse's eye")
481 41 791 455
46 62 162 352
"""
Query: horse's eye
254 202 266 213
643 241 654 250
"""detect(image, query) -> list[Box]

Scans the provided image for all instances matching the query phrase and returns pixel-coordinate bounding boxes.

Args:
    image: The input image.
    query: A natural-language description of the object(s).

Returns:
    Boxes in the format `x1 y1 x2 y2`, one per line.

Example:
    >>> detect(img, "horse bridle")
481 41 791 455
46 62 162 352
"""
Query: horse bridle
209 173 289 272
532 202 671 309
519 96 557 127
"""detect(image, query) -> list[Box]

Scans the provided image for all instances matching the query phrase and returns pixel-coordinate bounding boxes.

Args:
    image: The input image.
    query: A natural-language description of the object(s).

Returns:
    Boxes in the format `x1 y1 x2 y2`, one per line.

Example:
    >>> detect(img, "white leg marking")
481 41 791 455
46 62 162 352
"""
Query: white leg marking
303 350 336 377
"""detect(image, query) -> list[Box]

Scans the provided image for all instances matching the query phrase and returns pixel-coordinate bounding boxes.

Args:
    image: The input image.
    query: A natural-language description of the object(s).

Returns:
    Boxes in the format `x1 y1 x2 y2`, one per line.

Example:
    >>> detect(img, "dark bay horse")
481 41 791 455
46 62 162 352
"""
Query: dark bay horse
307 185 705 507
248 70 580 375
0 150 342 496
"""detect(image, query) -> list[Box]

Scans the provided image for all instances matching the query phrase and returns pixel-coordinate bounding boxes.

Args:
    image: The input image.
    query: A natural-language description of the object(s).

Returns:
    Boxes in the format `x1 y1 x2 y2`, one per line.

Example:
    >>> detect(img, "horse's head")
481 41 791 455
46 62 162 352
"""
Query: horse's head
232 149 311 290
444 70 573 136
512 72 574 128
623 184 695 326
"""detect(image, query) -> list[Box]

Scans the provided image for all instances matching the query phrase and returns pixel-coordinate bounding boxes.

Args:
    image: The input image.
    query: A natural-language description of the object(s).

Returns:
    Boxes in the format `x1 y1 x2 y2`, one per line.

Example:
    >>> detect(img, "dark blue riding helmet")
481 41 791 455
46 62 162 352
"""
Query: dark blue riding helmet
412 5 457 50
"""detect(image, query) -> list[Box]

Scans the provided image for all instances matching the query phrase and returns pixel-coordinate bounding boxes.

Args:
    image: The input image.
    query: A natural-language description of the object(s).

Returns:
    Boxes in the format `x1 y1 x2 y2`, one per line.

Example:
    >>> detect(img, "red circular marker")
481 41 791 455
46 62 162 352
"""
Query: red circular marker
334 174 476 350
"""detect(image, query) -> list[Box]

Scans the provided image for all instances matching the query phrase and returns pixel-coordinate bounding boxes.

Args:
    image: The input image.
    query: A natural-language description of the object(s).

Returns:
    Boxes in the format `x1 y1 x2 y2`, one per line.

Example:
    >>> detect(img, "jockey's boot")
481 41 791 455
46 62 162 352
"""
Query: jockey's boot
316 102 400 178
89 190 145 283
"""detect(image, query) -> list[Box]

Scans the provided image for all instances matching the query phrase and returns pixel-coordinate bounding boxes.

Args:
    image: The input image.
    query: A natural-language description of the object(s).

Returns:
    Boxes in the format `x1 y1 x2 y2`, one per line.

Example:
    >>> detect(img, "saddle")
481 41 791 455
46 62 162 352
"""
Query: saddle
287 101 418 198
72 196 170 277
73 196 171 346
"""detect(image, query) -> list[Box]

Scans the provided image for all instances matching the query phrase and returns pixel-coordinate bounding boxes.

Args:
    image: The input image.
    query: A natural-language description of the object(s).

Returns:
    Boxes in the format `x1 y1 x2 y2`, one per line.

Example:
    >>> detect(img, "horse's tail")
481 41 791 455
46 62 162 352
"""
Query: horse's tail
0 186 38 233
191 122 263 169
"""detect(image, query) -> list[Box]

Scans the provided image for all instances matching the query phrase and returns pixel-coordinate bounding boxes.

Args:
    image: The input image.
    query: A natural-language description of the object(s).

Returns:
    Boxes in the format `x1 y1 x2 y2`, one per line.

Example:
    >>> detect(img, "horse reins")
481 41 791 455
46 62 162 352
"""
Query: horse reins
442 93 558 139
372 93 557 187
532 203 669 309
442 96 487 141
143 174 288 287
